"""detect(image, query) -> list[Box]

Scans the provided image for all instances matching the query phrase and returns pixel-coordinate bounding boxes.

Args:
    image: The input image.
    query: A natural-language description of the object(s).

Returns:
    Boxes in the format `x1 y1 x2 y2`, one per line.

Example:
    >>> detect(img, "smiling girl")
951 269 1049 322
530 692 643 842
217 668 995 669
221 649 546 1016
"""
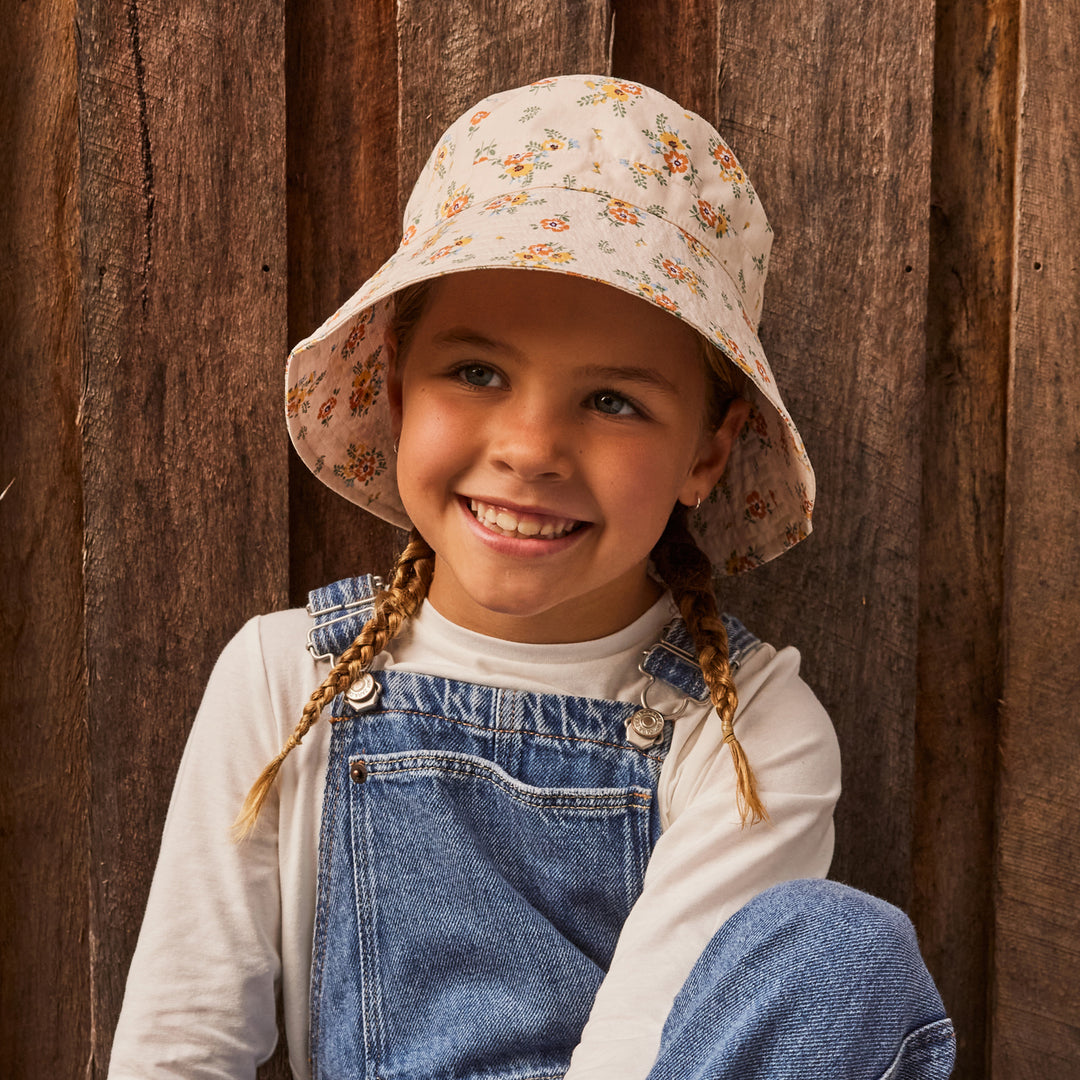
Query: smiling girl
110 76 955 1080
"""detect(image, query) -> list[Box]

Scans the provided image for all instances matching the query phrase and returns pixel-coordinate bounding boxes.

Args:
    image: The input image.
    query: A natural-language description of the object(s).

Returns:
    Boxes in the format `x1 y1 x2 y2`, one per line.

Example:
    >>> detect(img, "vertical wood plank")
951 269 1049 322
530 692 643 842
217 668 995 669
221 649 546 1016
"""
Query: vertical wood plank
913 0 1017 1072
76 0 288 1070
396 0 612 213
286 0 404 607
0 1 88 1076
612 0 719 120
621 0 935 909
995 0 1080 1070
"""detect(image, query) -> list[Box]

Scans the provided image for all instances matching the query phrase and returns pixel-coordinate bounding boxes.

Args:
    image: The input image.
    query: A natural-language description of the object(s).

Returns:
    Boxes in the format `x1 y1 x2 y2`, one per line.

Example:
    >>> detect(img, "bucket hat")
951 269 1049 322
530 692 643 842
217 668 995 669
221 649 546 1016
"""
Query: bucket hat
285 75 814 573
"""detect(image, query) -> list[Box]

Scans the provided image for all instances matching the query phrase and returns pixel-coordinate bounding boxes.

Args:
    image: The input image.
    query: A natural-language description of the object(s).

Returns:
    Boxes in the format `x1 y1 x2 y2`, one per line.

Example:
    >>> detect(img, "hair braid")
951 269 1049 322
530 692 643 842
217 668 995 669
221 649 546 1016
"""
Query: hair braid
651 506 768 826
233 530 435 839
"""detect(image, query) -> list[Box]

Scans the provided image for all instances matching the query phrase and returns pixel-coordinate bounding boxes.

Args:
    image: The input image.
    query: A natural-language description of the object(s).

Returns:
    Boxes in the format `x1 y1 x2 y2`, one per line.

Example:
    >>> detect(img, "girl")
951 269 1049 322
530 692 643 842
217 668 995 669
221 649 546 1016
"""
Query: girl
110 76 955 1079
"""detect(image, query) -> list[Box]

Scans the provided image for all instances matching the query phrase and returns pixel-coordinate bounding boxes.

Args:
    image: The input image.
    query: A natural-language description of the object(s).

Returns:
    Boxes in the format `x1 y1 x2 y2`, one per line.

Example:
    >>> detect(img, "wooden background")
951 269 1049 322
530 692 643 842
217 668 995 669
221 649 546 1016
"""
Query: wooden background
1 0 1077 1076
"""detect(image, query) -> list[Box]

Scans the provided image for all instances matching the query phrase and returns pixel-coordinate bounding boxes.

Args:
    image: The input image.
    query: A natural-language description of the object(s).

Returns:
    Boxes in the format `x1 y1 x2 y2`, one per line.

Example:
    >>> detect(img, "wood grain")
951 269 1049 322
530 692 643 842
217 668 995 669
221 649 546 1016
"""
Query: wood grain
660 0 935 910
994 0 1080 1070
612 0 720 120
396 0 612 214
913 0 1017 1072
76 0 288 1070
0 1 87 1075
285 0 405 608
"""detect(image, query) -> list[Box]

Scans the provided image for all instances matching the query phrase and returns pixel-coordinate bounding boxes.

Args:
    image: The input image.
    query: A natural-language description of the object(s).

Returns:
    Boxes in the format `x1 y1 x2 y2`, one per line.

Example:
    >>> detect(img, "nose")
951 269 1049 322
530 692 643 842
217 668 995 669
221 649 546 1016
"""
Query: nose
486 401 575 482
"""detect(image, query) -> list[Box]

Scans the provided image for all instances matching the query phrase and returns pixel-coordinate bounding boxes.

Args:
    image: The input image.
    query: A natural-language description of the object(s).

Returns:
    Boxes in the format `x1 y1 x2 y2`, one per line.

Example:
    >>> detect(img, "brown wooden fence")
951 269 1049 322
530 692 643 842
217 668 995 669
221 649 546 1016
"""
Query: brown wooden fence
2 0 1077 1076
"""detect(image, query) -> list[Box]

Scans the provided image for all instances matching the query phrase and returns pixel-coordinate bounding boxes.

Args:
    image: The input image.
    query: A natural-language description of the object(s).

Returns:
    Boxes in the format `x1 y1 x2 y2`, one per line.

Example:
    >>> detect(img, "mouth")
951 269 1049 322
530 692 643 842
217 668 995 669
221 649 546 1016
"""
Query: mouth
467 498 585 540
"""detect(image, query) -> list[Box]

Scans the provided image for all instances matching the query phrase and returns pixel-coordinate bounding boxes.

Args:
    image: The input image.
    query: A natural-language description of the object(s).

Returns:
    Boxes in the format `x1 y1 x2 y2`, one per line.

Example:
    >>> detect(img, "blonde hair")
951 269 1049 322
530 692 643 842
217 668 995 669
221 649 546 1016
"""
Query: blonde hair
235 284 765 837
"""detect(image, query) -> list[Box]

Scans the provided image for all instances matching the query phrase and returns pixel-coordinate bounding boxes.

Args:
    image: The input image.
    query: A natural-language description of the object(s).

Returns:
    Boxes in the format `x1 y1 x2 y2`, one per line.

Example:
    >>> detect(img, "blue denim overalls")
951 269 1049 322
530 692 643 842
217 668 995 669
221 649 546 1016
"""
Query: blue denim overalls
303 577 956 1080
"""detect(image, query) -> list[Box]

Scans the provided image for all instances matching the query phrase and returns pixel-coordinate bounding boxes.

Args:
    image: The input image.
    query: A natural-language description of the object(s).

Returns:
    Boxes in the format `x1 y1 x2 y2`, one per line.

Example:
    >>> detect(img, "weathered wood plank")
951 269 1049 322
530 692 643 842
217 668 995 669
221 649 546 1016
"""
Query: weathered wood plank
285 0 404 608
0 1 87 1076
913 0 1017 1073
994 0 1080 1070
612 0 719 120
76 0 288 1070
396 0 612 214
629 0 935 910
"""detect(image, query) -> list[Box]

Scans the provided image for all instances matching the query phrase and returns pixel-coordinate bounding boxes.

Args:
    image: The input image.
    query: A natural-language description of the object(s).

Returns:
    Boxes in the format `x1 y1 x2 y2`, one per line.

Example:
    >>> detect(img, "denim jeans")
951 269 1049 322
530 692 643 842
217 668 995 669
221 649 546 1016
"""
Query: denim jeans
306 577 954 1079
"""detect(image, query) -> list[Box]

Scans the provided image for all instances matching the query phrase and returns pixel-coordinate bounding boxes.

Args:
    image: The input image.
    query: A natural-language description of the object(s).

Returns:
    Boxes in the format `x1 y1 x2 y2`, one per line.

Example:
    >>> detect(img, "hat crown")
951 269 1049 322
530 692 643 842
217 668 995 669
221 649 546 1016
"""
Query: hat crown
403 75 772 328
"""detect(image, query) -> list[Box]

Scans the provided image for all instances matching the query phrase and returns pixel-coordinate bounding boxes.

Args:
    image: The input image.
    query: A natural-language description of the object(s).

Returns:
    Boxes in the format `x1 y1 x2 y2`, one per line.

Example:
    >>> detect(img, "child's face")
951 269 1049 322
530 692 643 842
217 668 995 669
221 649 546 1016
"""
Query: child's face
388 269 746 643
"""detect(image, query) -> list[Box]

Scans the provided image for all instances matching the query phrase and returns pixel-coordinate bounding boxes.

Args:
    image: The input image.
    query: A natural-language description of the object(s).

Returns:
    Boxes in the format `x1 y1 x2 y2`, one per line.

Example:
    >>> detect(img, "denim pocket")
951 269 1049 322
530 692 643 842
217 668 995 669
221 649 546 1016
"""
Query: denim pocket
342 749 652 1080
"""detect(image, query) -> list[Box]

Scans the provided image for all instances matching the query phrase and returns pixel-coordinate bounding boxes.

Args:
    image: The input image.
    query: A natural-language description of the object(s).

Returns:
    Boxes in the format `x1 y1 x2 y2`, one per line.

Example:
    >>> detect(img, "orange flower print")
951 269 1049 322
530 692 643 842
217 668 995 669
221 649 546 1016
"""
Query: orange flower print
339 317 371 360
348 360 384 417
754 409 770 441
785 521 809 547
316 395 337 424
401 224 417 246
502 153 535 179
661 258 687 283
692 198 729 239
426 236 474 262
333 442 387 488
440 184 472 220
604 199 642 226
679 231 714 265
794 481 812 518
484 192 531 214
663 149 690 174
470 110 489 125
579 80 643 115
755 357 772 384
658 256 705 295
655 295 679 313
745 490 775 521
510 243 574 268
286 370 324 417
539 217 570 232
433 142 451 177
713 328 747 366
710 139 747 183
725 549 764 574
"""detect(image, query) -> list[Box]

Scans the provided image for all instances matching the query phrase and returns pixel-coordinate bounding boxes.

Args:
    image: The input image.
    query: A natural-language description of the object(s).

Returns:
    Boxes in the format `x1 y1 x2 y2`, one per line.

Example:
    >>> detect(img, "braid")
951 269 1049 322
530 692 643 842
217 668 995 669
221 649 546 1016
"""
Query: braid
233 530 435 839
651 506 768 826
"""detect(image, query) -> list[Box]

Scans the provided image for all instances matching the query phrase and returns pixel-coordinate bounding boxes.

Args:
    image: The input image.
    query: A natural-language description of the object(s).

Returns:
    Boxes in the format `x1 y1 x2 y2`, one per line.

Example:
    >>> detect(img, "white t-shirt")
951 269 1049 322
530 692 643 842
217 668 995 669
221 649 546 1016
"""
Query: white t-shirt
109 593 840 1079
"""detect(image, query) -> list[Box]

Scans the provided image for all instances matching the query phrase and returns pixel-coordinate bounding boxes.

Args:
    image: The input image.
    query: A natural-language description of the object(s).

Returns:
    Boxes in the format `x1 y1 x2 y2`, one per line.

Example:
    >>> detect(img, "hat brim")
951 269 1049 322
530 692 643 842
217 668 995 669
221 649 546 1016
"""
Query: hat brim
285 184 814 572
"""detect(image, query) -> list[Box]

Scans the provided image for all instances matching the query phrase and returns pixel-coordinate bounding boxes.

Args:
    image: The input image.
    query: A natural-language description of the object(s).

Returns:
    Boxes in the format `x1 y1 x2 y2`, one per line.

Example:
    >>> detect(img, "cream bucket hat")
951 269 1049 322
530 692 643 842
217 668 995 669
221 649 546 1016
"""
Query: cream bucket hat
285 75 814 573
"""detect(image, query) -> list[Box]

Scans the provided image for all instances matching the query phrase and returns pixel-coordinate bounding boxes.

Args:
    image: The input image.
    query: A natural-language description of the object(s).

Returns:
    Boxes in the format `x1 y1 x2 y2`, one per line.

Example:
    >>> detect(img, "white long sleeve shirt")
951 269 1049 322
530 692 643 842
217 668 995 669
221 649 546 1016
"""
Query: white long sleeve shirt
109 593 840 1079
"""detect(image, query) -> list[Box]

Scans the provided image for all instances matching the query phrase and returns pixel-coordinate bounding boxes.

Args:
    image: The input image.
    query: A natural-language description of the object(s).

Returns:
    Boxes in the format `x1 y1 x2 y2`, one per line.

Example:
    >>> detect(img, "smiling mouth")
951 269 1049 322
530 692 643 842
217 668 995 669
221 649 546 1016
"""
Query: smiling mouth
468 499 584 540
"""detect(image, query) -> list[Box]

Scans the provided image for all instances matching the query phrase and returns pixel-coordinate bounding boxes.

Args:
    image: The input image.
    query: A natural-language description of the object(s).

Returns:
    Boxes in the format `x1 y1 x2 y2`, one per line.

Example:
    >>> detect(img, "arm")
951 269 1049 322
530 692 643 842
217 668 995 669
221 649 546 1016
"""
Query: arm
108 618 287 1079
564 643 841 1080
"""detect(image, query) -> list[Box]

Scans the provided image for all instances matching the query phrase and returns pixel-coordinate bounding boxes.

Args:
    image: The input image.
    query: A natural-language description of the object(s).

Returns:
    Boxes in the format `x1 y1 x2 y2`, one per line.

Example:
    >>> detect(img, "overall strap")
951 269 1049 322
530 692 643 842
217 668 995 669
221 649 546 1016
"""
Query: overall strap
640 614 760 701
305 575 382 661
305 576 761 699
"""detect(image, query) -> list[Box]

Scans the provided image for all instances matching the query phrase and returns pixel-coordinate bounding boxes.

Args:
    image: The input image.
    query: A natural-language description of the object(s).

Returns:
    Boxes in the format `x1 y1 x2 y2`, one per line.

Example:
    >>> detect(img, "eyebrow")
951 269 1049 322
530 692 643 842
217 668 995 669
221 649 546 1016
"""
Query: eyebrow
430 330 679 394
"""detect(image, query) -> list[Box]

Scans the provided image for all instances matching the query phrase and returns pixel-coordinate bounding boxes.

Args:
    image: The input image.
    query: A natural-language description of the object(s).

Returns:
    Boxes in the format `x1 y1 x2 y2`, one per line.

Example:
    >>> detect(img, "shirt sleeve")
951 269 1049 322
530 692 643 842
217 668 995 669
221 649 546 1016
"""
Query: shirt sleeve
108 618 288 1079
563 643 841 1080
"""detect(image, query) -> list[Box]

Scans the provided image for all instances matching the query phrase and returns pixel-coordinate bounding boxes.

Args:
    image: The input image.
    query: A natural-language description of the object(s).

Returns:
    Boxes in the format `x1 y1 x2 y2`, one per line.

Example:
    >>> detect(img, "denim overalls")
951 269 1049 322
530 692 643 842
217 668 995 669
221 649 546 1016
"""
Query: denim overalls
303 577 956 1080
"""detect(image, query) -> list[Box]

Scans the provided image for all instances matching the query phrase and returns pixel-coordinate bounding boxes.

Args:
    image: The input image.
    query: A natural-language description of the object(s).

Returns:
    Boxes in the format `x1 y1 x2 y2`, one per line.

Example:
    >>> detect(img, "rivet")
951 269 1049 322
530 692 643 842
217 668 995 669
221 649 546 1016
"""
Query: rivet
349 760 367 783
629 707 665 741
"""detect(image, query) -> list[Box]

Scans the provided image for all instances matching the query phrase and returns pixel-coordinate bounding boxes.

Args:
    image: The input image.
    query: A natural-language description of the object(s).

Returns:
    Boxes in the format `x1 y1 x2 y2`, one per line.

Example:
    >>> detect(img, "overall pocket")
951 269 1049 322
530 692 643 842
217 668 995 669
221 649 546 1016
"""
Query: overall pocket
335 748 653 1080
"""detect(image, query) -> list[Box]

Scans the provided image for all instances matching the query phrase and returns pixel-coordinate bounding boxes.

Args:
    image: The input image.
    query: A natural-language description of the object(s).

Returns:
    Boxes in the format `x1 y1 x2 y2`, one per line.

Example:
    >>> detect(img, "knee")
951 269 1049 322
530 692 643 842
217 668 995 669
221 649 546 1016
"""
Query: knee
725 879 941 1008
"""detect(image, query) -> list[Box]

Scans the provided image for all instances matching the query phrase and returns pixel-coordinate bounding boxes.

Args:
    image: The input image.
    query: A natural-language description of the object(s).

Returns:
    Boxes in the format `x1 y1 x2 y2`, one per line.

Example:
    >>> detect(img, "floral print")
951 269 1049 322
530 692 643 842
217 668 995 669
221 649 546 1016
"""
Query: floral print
333 442 387 487
284 75 813 574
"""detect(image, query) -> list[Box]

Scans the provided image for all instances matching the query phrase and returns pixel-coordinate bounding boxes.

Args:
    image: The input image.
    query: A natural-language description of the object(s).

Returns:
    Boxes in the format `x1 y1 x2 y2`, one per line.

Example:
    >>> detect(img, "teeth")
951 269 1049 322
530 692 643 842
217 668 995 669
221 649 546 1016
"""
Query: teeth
468 499 580 540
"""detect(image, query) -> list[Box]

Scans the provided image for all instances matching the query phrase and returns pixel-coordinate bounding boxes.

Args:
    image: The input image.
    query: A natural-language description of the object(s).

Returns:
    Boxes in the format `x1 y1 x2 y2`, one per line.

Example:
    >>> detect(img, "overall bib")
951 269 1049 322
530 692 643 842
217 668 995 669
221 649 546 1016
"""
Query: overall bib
304 577 956 1080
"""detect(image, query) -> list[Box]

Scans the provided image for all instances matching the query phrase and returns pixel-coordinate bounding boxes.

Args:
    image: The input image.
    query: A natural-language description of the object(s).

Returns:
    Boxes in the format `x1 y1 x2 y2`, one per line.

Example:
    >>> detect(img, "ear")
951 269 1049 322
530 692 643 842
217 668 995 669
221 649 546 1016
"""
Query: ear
385 328 403 440
678 398 752 507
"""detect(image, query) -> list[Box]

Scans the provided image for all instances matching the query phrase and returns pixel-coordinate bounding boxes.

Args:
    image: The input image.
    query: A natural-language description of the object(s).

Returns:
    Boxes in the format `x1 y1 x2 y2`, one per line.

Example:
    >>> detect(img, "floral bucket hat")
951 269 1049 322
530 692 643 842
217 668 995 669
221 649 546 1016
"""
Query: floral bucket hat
286 74 815 573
